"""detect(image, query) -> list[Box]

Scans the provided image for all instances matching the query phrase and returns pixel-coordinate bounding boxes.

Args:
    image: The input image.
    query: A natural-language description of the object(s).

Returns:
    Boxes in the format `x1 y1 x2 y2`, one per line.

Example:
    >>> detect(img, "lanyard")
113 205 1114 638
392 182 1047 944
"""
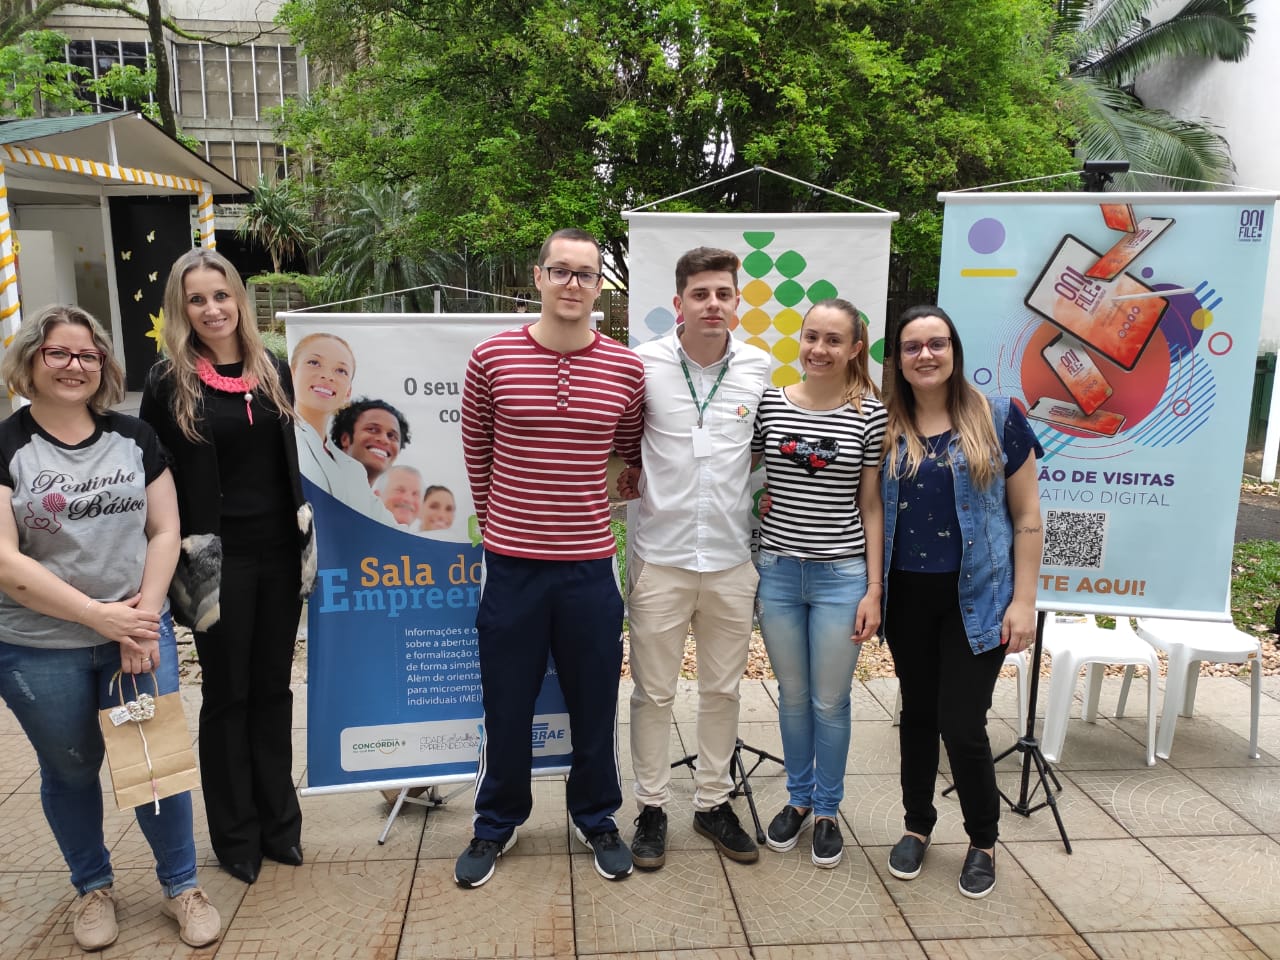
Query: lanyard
680 354 730 428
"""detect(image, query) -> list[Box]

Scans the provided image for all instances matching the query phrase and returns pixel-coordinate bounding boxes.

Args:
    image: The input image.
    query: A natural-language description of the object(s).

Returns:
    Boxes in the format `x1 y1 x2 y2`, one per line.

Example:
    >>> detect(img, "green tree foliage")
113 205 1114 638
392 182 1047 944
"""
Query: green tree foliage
277 0 1076 291
319 183 461 311
1056 0 1255 188
238 177 318 274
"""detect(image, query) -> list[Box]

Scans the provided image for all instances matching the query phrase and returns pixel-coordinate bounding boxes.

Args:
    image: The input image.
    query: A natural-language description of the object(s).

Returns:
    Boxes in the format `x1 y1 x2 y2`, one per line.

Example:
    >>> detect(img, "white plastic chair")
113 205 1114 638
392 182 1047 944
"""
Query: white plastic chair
1133 617 1262 761
891 648 1030 733
1040 614 1158 766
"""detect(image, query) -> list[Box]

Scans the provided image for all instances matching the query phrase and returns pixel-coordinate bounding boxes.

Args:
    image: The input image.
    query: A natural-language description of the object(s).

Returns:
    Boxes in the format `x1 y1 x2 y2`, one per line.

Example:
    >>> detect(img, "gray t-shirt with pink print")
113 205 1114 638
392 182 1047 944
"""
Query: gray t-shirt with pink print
0 408 169 649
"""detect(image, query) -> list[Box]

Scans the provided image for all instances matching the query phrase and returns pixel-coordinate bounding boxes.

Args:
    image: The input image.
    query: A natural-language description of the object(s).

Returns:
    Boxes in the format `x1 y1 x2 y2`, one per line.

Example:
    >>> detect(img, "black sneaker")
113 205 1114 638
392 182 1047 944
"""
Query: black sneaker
631 805 667 870
887 833 930 880
575 827 634 880
454 831 517 888
811 817 843 868
693 802 759 863
958 846 996 899
766 805 812 853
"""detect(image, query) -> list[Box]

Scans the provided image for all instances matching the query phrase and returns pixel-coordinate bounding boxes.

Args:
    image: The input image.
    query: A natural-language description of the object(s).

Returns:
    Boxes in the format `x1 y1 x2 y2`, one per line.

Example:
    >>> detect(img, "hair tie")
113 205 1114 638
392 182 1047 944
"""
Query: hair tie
195 356 259 425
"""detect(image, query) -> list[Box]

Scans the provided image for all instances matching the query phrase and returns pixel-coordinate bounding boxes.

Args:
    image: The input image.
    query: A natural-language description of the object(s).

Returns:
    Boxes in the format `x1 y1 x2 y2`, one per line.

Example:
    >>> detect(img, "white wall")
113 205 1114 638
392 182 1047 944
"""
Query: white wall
161 0 283 26
1136 1 1280 351
12 205 114 328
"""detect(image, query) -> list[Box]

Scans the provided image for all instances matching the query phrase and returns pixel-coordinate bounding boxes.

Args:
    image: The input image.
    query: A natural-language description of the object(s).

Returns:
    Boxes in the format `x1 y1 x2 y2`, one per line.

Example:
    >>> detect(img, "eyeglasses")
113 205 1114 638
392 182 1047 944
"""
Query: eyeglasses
900 336 952 358
540 265 604 289
40 347 106 371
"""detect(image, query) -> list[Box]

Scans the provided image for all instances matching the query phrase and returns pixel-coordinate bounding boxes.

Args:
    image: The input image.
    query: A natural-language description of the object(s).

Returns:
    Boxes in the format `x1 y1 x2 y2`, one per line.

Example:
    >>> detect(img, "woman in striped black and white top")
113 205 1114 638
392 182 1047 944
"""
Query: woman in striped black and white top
751 298 887 868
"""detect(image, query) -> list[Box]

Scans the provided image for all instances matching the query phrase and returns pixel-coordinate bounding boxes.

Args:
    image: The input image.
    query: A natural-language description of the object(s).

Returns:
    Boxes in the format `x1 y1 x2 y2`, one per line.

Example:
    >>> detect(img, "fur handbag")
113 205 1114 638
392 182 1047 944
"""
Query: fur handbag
298 502 317 598
169 533 222 632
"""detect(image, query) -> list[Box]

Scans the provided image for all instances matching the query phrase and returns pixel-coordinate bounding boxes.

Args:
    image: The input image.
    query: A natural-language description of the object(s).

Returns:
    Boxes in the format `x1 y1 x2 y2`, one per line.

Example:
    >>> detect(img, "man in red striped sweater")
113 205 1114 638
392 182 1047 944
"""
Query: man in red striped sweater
455 228 645 889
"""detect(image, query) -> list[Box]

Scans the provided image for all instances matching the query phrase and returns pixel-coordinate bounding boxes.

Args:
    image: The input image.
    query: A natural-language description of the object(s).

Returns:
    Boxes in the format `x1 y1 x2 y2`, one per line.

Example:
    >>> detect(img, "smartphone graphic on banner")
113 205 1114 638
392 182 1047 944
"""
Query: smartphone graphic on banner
1025 235 1168 371
1027 397 1126 437
1085 216 1175 280
1100 203 1138 233
1042 332 1113 415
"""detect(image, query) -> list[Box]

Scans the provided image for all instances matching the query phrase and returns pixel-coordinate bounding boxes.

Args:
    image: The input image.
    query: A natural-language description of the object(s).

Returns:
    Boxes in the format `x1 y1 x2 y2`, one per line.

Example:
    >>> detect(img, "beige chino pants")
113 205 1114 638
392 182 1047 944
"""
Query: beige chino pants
626 557 759 811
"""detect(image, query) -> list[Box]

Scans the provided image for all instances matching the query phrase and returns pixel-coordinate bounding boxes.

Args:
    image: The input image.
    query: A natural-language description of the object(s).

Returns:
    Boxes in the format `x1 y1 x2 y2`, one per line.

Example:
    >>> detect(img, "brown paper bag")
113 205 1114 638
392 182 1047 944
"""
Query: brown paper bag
98 671 200 812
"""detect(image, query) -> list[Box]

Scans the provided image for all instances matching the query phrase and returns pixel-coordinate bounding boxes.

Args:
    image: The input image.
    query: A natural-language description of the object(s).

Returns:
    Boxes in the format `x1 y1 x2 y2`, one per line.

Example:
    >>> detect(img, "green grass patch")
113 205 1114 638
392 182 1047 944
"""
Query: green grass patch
612 518 627 593
1232 538 1280 632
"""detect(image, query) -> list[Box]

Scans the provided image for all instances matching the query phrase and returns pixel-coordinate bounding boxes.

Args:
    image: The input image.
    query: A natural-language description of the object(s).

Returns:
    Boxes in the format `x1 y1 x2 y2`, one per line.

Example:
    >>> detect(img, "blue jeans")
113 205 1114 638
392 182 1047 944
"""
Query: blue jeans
0 614 198 897
755 549 866 817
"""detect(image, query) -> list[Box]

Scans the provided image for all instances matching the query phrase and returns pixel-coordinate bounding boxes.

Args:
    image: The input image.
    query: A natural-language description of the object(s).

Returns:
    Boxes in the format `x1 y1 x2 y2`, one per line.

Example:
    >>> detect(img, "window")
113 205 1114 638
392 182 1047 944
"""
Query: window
60 39 153 112
171 43 303 121
204 140 285 188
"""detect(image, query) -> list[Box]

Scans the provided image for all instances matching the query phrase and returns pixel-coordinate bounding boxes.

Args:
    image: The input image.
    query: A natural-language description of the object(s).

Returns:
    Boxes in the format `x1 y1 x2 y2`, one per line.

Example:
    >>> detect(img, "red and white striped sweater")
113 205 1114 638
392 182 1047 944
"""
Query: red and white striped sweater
461 326 644 561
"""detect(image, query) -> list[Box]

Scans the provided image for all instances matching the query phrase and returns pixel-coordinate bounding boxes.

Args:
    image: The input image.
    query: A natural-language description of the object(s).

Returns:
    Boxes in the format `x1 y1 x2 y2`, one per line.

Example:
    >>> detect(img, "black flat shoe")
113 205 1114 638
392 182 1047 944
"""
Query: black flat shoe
221 857 262 884
264 845 304 866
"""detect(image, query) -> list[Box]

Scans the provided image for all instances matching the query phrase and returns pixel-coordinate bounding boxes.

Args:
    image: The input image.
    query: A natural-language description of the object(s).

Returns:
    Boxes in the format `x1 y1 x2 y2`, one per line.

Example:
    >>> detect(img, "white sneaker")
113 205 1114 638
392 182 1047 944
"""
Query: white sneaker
162 886 222 947
72 887 118 951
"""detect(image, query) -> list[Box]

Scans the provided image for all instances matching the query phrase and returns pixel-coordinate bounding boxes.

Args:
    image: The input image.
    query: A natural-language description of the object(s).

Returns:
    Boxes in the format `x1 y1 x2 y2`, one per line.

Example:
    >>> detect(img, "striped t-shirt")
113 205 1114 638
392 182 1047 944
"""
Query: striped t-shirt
461 325 645 561
752 386 888 560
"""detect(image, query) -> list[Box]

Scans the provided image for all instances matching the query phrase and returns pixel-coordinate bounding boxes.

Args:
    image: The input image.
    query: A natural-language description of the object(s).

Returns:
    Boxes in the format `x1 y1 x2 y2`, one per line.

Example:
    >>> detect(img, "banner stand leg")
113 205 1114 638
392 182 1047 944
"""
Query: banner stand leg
941 610 1072 853
377 785 455 845
672 739 784 844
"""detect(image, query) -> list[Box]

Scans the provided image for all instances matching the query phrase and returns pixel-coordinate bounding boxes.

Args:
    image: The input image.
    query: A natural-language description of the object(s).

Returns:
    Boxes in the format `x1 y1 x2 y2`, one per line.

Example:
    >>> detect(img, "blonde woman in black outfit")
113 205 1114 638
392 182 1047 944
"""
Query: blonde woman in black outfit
140 249 312 885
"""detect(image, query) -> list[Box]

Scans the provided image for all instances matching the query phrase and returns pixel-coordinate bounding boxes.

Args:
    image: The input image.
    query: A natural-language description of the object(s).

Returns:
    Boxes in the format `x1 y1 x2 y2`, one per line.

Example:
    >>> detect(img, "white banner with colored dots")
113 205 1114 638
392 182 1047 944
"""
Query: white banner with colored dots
624 212 898 385
284 313 572 795
937 191 1277 619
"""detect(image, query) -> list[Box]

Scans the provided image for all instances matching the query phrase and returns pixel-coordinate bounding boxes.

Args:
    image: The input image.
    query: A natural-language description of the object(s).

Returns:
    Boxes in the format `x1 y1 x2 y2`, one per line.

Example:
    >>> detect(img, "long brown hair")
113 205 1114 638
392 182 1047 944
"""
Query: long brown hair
883 305 1001 488
804 298 880 412
158 248 292 442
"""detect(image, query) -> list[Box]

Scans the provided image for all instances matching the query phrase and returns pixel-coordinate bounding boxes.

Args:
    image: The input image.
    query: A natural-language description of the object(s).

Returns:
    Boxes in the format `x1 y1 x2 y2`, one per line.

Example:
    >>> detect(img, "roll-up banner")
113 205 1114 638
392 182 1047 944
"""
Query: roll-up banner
625 212 898 382
286 313 571 795
937 192 1277 619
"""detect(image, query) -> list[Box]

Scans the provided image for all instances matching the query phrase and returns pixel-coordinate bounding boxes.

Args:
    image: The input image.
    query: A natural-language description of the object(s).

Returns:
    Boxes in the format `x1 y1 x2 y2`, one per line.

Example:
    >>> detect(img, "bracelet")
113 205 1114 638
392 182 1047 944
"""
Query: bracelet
867 581 883 585
81 598 96 622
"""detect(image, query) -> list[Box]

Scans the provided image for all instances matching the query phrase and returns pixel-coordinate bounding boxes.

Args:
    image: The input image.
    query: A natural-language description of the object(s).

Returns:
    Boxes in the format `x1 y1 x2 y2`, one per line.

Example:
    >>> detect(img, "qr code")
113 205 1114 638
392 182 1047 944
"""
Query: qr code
1042 509 1107 569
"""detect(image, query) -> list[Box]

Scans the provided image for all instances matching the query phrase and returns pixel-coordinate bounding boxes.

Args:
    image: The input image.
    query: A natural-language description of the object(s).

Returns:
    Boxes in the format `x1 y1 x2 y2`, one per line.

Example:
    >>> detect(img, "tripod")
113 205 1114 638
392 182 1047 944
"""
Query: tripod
943 610 1071 852
672 739 784 844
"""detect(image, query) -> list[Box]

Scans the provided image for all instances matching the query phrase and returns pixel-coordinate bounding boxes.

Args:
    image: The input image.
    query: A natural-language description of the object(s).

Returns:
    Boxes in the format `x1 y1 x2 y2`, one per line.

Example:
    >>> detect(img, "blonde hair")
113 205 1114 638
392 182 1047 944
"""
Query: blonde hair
1 304 125 414
158 248 293 442
883 305 1002 489
804 298 880 413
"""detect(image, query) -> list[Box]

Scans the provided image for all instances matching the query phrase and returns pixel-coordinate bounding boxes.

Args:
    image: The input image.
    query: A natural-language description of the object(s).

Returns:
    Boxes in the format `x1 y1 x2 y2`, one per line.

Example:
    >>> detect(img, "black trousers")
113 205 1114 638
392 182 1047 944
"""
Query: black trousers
472 552 624 842
194 537 302 863
885 570 1006 848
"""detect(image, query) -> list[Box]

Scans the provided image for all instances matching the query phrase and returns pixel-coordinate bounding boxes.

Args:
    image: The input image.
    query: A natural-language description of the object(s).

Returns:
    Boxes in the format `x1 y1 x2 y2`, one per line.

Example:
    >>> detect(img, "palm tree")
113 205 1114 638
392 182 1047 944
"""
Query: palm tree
319 184 459 312
1057 0 1255 189
238 177 317 274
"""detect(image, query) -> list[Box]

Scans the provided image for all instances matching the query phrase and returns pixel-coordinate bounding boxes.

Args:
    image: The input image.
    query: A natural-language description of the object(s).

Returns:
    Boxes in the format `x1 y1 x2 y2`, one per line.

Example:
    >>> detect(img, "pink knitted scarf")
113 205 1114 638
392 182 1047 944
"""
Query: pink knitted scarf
195 356 259 425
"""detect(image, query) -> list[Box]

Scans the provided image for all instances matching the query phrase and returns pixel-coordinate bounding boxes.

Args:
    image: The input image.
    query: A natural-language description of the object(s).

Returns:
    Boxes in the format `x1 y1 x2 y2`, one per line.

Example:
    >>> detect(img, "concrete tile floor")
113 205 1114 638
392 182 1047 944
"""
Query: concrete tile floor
2 675 1278 958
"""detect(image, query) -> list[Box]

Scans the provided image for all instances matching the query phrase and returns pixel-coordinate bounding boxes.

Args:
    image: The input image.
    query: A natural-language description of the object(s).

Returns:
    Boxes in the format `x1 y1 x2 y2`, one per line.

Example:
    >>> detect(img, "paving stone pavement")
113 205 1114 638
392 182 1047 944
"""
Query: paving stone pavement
2 674 1278 959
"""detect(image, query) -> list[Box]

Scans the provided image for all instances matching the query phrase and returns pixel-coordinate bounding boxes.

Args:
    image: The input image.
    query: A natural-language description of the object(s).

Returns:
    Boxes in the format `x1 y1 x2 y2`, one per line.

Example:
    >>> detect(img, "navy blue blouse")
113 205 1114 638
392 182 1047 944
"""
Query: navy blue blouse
890 403 1042 573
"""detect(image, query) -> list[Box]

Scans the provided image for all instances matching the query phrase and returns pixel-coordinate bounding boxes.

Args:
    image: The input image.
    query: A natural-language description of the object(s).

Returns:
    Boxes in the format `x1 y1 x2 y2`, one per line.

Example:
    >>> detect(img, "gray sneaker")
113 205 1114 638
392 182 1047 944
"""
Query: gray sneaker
575 827 633 880
454 831 518 888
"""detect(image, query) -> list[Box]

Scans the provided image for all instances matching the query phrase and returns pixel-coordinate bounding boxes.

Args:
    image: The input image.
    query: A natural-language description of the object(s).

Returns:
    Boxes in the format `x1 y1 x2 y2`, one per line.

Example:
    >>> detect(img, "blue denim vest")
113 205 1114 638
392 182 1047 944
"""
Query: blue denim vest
881 397 1014 654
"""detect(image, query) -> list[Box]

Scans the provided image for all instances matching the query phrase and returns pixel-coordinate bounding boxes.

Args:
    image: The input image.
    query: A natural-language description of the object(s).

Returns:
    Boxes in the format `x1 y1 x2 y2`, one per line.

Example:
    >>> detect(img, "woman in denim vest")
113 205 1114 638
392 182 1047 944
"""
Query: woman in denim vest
880 306 1043 899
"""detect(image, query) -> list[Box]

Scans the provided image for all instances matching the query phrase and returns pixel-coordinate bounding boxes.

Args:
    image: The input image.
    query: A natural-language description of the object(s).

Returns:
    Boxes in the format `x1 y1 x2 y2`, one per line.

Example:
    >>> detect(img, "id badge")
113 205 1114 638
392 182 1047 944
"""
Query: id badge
691 424 713 458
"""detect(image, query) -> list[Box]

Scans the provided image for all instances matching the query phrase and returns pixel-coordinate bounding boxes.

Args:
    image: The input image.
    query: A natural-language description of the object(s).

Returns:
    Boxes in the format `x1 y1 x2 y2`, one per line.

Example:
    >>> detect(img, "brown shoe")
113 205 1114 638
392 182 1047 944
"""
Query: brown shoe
162 886 222 947
72 887 118 951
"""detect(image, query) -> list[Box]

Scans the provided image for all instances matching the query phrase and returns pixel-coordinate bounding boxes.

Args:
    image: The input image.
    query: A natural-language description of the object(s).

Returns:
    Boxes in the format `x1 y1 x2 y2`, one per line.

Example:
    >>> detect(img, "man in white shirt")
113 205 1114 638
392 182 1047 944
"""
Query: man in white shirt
620 247 771 869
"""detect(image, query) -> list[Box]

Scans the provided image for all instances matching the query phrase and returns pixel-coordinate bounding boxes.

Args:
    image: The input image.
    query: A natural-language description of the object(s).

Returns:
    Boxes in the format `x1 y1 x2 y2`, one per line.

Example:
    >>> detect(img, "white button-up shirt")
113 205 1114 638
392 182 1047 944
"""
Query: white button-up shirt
631 326 771 572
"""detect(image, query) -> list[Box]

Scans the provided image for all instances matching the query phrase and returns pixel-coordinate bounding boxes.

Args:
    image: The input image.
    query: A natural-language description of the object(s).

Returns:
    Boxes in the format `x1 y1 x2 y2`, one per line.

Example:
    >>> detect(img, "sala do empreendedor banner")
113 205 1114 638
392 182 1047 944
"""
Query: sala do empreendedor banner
286 314 572 794
937 192 1276 619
